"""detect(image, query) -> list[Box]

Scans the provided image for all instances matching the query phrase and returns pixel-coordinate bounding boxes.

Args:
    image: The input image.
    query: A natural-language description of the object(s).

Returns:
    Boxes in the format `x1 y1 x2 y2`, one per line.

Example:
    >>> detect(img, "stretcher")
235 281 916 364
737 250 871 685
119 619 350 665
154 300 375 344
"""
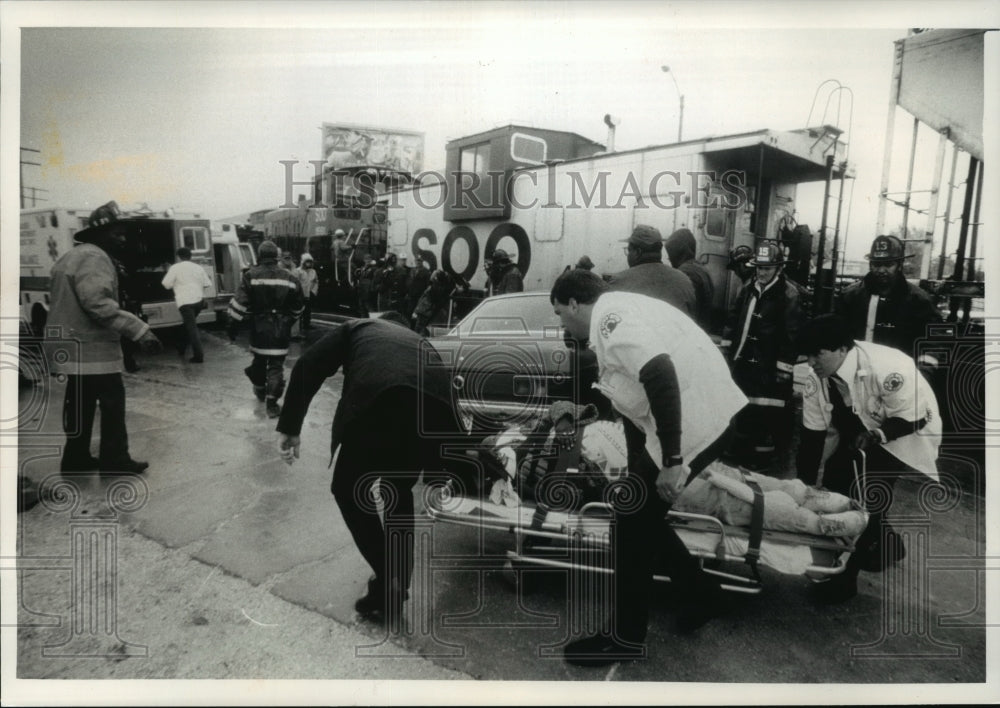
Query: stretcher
424 449 870 595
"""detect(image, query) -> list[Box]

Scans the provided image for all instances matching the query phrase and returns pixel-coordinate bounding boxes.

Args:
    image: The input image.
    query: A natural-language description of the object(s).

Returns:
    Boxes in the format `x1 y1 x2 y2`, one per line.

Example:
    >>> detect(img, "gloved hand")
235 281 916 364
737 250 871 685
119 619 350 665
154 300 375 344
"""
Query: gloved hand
136 331 163 354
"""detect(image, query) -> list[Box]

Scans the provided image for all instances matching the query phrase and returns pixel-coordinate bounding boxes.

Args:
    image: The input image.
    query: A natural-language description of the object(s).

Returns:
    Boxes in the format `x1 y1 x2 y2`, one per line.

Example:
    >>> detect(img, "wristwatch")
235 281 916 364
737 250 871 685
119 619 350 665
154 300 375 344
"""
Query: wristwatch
667 455 684 467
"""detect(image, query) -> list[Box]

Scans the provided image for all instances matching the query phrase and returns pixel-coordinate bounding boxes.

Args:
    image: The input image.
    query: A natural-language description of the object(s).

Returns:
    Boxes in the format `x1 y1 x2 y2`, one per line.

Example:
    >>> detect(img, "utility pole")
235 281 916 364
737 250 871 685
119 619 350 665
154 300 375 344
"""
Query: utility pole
20 147 41 209
661 66 684 143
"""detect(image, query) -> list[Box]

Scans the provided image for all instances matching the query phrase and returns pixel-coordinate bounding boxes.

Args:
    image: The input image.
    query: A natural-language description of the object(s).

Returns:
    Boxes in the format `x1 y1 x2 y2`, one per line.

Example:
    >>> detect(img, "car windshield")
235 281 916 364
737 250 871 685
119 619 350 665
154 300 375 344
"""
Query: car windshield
449 294 563 337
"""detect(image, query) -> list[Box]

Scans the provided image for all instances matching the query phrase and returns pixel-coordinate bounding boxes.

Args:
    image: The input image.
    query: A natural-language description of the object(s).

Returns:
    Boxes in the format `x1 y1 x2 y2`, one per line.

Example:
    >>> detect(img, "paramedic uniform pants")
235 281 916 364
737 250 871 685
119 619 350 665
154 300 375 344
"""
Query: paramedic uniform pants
820 443 906 576
613 419 733 643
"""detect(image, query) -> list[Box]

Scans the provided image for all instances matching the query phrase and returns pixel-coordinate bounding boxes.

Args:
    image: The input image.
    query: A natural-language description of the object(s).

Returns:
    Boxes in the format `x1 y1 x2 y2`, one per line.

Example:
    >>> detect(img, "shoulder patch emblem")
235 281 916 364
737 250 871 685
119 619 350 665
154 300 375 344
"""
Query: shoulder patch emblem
803 377 818 398
599 312 622 339
883 372 904 392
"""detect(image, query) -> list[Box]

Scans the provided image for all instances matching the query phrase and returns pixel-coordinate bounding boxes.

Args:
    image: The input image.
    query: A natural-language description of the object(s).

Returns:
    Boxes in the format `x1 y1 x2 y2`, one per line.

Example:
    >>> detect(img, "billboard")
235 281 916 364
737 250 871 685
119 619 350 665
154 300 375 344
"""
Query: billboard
896 29 984 161
321 123 425 174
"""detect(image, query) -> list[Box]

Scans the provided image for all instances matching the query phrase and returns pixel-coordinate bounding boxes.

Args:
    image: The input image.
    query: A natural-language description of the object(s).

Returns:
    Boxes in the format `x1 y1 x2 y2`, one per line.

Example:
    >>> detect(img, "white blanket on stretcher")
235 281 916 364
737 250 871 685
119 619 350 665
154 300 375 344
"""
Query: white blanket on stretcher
440 496 823 576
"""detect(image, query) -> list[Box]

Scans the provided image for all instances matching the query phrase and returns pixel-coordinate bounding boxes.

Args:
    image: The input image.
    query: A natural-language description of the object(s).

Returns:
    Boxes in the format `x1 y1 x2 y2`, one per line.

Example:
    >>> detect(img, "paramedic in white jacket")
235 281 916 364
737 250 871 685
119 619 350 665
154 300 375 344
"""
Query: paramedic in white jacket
796 313 941 603
550 269 747 667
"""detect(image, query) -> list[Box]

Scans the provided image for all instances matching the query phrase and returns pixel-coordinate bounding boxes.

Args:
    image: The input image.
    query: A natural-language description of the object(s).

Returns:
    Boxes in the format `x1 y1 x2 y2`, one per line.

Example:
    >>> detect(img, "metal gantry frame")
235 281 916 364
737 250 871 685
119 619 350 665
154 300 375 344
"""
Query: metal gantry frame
874 31 985 325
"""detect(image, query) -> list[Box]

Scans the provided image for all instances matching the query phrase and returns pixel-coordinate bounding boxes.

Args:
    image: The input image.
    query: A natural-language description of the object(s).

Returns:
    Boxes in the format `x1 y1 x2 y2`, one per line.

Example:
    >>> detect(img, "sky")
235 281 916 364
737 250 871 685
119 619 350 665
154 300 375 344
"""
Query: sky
7 2 995 265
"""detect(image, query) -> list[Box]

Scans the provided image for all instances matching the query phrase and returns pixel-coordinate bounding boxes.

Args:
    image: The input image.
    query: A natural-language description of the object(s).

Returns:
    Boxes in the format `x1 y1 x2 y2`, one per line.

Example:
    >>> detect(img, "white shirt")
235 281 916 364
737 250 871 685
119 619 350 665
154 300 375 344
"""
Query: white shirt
800 341 941 480
588 291 747 465
162 260 212 307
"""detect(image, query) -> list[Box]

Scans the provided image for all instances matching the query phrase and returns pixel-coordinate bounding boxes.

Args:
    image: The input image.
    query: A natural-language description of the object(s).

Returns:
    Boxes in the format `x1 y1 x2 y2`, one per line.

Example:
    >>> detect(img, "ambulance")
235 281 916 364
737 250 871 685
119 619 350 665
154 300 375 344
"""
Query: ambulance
19 206 226 333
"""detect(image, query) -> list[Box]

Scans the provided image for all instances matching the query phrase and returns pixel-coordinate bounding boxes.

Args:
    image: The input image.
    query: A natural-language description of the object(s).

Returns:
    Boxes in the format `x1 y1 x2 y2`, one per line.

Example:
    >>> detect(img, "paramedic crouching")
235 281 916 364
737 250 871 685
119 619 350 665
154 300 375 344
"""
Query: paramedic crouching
551 270 747 667
795 314 941 603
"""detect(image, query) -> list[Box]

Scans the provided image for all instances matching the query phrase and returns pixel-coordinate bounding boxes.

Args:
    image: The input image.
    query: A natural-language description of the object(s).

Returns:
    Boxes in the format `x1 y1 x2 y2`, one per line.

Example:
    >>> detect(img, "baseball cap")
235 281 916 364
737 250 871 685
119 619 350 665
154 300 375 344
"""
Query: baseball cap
621 224 663 249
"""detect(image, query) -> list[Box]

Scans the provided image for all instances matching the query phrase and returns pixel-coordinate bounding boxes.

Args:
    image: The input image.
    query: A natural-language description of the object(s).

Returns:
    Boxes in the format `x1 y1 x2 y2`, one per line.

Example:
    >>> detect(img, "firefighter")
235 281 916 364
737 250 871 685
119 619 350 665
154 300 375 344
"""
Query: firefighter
376 253 403 312
227 240 304 418
411 269 466 335
721 239 804 472
488 249 524 295
357 259 378 317
330 228 355 286
403 254 431 320
724 244 755 318
835 234 942 375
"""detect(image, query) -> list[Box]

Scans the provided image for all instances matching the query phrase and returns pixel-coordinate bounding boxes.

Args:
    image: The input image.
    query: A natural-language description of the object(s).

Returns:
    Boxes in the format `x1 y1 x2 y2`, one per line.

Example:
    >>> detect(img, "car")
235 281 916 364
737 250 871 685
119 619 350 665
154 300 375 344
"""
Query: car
425 292 603 433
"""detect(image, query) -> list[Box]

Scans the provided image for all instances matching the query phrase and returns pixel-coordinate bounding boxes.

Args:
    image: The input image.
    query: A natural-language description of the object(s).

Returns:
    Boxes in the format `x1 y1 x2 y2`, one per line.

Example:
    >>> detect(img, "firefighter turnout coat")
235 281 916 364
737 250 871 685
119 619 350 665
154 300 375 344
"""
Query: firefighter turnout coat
228 261 304 356
46 242 151 375
722 273 804 408
835 272 942 366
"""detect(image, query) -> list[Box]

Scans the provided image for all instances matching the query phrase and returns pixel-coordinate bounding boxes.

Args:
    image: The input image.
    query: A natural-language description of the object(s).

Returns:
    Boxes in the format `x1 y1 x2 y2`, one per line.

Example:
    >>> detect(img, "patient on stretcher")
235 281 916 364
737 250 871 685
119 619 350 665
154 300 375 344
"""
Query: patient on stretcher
675 462 866 537
581 418 867 538
475 404 867 540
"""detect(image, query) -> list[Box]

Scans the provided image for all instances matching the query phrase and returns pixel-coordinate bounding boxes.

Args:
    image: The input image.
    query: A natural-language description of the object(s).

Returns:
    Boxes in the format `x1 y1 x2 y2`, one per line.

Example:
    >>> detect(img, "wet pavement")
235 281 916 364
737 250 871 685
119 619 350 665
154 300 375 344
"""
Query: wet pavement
12 325 989 693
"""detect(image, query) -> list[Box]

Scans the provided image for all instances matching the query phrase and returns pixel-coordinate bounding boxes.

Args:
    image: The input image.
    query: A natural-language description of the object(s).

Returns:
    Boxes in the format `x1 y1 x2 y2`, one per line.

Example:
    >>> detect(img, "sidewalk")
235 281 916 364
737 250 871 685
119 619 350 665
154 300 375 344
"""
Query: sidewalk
14 330 473 682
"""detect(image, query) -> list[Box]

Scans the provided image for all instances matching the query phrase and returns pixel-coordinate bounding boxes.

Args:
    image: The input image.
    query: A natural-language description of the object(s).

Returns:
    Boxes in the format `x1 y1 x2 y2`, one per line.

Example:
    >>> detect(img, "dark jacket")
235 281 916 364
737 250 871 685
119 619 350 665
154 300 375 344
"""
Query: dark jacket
227 259 304 356
722 273 803 406
607 256 696 317
490 262 524 295
406 265 432 300
835 272 942 363
277 319 453 455
412 270 461 329
665 229 715 331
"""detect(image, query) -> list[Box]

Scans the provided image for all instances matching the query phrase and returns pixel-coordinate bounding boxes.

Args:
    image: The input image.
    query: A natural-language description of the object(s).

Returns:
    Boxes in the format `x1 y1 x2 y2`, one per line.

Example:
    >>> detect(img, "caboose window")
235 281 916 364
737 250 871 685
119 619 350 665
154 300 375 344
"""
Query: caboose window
510 133 547 165
705 208 726 239
459 142 491 179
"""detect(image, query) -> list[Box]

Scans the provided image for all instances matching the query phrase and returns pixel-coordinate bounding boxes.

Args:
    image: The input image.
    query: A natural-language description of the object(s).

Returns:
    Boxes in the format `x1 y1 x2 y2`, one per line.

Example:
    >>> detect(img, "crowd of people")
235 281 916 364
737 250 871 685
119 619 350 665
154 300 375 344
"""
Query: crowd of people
32 202 947 668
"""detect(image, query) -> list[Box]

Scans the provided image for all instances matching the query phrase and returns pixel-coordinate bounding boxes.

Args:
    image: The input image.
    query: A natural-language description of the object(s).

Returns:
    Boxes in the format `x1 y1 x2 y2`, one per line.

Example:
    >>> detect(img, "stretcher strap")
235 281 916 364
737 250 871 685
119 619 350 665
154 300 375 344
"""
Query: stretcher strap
744 478 765 582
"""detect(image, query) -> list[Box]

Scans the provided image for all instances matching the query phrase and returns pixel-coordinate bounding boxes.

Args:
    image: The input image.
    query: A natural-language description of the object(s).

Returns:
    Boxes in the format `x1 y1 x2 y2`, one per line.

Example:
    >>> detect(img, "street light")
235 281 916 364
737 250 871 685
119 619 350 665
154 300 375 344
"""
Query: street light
661 65 684 143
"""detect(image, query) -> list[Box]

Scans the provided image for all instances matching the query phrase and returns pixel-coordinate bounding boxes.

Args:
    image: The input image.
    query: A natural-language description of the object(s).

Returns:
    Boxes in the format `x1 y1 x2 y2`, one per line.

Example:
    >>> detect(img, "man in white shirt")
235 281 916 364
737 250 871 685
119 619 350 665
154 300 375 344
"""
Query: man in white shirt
796 313 941 602
161 247 212 363
551 269 747 666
